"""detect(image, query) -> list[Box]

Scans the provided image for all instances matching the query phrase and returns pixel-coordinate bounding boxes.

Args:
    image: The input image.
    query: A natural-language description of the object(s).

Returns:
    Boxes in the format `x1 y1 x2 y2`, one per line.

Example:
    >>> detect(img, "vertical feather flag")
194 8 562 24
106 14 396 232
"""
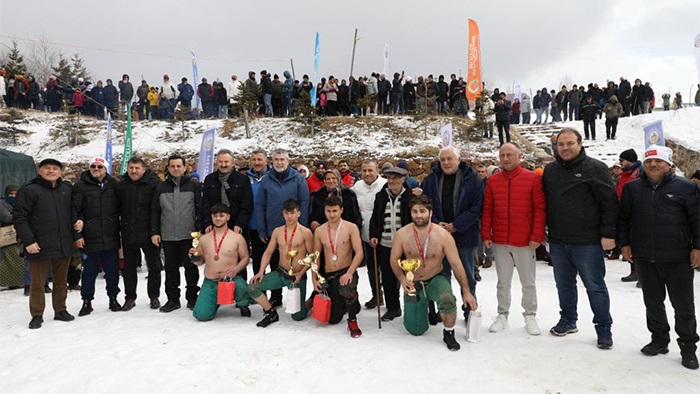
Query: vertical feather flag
466 19 482 102
310 33 320 107
119 104 133 175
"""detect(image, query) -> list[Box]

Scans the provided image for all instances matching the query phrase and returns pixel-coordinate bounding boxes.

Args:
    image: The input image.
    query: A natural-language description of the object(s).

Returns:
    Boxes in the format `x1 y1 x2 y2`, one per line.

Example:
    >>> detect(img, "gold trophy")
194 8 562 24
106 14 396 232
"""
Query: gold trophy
287 250 299 276
190 232 202 262
398 258 422 300
299 251 327 288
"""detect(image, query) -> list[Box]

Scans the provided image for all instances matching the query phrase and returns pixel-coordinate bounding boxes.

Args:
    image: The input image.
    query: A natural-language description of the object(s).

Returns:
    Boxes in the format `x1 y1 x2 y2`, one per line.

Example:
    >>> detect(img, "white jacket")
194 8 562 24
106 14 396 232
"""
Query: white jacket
227 79 243 103
352 176 387 241
365 76 378 95
161 81 178 100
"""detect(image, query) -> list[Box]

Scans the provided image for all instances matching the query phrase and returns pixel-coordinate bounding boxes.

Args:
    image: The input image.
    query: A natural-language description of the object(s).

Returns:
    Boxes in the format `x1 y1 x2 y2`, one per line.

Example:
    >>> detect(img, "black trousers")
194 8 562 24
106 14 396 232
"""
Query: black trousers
605 118 618 139
583 119 596 139
376 244 401 311
496 121 510 146
161 240 200 303
636 260 699 351
123 244 162 301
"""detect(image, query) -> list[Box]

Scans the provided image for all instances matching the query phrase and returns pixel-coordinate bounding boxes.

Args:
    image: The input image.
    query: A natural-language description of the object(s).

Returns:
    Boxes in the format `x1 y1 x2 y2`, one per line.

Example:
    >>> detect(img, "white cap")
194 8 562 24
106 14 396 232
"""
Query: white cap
643 144 673 165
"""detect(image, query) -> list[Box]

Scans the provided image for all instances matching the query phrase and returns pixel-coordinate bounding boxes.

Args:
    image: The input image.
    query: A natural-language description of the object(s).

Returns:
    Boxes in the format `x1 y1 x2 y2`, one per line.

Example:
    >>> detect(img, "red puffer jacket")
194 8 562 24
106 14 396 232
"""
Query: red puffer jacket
481 165 546 247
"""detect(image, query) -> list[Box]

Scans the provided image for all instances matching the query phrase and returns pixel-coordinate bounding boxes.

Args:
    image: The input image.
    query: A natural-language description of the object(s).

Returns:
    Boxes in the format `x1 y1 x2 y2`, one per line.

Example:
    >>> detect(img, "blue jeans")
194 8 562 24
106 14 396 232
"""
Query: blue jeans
550 242 612 328
81 249 121 301
569 104 579 120
441 242 477 298
264 93 273 115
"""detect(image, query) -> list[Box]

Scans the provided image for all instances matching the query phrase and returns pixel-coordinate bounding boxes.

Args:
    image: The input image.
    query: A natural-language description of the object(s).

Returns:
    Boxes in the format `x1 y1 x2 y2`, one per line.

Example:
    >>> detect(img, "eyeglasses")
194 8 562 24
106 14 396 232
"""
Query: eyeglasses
90 165 105 169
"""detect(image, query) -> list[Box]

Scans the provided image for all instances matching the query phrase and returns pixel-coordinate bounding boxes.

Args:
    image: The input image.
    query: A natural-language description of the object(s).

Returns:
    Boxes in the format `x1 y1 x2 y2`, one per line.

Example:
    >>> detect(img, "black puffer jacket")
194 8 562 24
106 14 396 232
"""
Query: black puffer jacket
542 147 619 244
116 169 159 247
618 172 699 263
368 184 413 241
200 170 253 232
13 177 78 260
71 171 121 253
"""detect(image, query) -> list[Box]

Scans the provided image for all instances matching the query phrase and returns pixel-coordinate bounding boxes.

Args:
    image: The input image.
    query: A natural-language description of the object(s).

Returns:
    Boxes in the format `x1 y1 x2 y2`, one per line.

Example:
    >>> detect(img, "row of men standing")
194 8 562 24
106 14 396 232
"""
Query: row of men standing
11 139 699 369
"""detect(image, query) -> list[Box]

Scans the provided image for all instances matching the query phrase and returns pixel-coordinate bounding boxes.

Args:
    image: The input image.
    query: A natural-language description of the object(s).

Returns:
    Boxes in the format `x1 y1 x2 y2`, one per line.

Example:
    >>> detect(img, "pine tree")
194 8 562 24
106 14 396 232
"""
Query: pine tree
233 82 260 138
3 40 28 77
52 52 73 85
70 53 89 80
292 90 320 136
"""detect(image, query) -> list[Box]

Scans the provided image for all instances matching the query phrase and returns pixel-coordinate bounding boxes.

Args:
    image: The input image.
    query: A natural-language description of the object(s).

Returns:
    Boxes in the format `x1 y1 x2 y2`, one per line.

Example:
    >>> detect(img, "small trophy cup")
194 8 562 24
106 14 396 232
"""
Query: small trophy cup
287 250 298 276
299 251 327 288
398 258 422 302
190 231 201 262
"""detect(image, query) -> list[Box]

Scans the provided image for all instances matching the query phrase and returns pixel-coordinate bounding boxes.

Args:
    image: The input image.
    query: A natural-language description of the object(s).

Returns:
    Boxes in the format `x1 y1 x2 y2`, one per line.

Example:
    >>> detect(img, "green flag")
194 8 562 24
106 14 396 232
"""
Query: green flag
119 104 133 175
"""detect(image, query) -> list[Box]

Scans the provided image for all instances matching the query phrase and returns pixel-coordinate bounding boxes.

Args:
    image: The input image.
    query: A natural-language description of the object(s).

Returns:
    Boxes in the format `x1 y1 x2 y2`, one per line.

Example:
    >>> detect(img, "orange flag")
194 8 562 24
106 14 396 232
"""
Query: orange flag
466 19 482 101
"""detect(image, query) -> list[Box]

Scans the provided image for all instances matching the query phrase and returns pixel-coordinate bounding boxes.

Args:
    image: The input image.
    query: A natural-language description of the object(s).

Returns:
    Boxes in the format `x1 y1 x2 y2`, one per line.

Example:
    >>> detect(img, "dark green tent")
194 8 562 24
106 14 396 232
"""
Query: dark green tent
0 149 37 195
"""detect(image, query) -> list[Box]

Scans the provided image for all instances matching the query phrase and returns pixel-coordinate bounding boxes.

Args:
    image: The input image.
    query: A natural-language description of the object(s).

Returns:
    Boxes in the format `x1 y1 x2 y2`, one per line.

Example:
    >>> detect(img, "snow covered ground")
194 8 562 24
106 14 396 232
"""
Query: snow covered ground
1 259 698 393
1 112 499 166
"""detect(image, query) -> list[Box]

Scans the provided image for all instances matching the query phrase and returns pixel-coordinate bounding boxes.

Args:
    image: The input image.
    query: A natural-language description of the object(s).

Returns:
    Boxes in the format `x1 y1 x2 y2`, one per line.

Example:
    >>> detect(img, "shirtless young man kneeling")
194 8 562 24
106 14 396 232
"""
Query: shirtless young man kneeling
390 194 478 351
189 204 253 321
314 196 364 338
249 199 314 327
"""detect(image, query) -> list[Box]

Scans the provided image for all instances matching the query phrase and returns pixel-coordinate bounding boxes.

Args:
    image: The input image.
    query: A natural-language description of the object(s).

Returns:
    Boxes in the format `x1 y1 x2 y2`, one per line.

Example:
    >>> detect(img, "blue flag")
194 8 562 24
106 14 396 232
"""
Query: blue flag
643 120 664 149
191 50 200 110
105 113 113 173
310 32 320 107
198 128 216 178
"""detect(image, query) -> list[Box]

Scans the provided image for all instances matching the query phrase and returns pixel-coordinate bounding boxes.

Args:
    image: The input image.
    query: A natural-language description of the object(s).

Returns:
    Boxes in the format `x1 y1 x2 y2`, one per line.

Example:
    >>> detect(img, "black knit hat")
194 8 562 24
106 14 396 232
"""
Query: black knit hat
619 149 637 163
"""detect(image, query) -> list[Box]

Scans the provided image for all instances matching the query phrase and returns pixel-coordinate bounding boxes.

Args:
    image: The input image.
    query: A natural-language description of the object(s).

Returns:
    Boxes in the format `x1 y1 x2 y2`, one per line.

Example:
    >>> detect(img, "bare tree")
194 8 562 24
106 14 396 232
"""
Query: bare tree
25 35 59 84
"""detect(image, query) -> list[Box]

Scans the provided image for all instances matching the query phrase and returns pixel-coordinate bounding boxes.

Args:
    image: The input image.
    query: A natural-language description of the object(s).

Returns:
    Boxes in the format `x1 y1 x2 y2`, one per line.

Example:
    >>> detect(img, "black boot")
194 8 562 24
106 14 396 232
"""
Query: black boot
256 309 279 328
24 286 30 296
44 283 52 294
621 262 637 282
682 352 699 370
79 300 93 316
680 341 699 370
159 299 181 313
29 316 43 329
239 306 251 317
428 301 442 325
109 297 122 312
443 329 461 351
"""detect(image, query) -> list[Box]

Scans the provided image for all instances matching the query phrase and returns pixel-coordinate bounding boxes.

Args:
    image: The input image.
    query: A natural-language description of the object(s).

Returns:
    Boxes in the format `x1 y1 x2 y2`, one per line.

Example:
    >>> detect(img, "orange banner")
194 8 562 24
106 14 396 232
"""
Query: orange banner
466 19 482 101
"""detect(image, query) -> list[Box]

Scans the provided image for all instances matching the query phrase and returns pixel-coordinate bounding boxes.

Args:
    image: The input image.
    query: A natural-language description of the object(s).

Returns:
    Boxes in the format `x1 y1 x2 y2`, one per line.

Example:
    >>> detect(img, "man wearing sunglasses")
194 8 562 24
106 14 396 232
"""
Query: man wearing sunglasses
72 157 122 316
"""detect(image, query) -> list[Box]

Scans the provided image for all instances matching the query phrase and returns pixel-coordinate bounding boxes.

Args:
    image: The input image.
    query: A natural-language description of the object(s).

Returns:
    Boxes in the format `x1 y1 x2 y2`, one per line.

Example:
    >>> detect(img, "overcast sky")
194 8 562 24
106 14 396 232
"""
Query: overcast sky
1 0 699 97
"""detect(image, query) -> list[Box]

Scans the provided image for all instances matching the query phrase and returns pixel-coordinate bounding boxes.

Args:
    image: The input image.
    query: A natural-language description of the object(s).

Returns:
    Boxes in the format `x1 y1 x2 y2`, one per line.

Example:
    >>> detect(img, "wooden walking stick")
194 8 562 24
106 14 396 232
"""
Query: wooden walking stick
373 245 382 329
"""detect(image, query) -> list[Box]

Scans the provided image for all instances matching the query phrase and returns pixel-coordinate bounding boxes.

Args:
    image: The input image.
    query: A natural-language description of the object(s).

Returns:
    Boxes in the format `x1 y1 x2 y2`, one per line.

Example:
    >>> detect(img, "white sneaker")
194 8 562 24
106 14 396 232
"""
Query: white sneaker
524 315 541 335
489 314 508 333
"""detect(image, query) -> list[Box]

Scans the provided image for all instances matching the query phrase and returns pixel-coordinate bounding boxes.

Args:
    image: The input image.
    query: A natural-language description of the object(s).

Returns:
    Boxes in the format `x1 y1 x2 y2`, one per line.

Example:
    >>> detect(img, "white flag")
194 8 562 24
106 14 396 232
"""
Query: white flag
441 123 453 147
383 44 389 77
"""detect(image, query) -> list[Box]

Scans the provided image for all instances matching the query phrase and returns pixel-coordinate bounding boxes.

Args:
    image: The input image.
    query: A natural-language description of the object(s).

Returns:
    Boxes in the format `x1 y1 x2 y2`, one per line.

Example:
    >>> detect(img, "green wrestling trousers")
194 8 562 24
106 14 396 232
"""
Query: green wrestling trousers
403 274 457 336
193 276 252 321
248 271 307 321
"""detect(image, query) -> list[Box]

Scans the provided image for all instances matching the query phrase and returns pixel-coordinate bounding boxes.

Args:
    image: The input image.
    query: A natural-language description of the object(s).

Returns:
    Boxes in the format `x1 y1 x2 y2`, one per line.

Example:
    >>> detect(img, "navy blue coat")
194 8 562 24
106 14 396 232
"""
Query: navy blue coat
421 161 484 247
618 172 700 263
